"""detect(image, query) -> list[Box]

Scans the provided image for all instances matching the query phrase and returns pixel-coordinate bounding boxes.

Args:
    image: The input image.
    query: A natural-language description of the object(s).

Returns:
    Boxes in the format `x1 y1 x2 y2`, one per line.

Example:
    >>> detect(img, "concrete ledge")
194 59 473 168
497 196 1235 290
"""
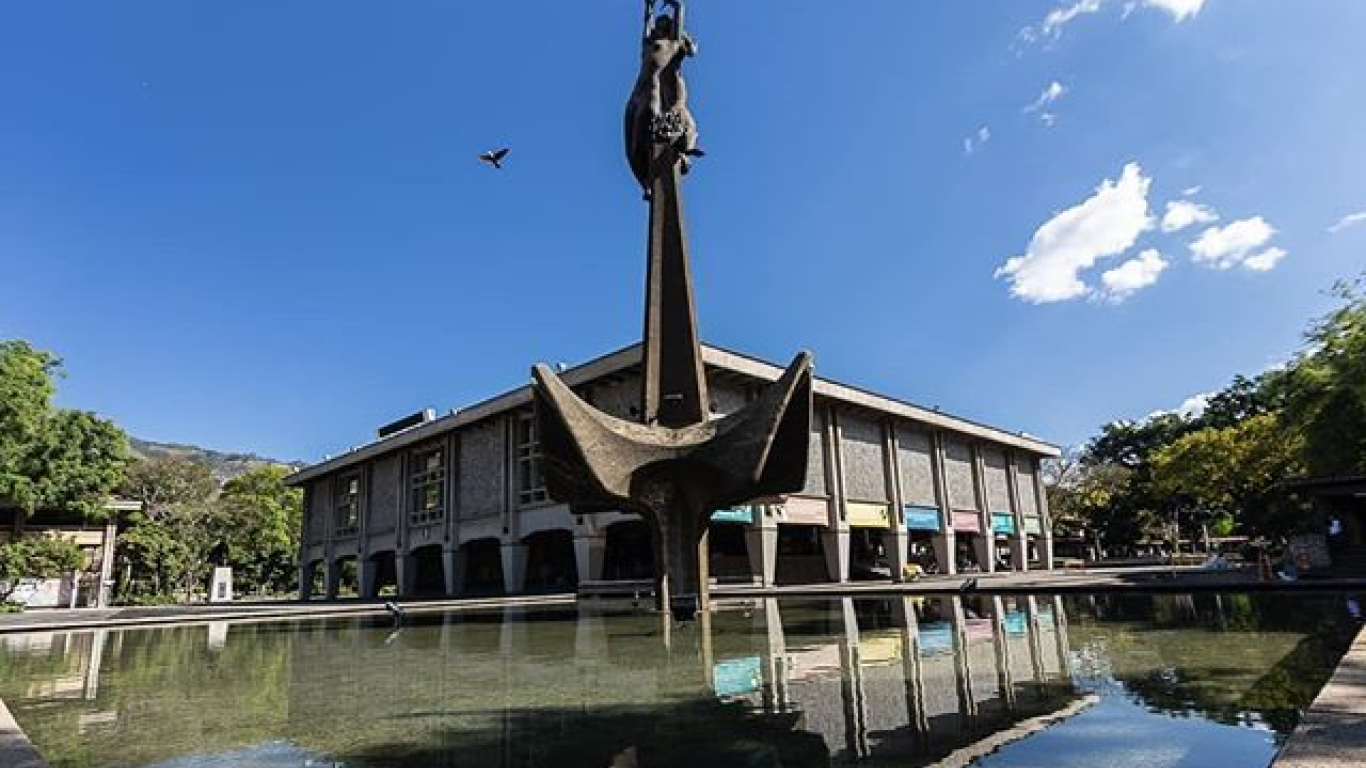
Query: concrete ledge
0 696 46 768
1273 625 1366 768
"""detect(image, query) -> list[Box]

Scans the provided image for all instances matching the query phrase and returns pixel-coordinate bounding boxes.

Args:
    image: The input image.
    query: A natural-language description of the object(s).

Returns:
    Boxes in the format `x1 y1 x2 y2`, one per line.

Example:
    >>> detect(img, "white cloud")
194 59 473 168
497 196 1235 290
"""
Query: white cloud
1144 0 1207 22
1146 390 1213 421
963 125 991 155
1024 81 1068 119
1038 0 1105 39
1160 200 1219 233
1188 216 1285 270
1244 246 1287 272
1022 0 1207 42
995 163 1154 303
1182 185 1203 197
1328 210 1366 234
1099 248 1168 301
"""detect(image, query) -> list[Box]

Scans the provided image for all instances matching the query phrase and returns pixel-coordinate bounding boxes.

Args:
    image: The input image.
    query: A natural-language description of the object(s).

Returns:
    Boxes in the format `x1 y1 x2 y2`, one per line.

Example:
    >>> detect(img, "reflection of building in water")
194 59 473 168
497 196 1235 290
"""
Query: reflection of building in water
731 596 1076 764
1 629 112 701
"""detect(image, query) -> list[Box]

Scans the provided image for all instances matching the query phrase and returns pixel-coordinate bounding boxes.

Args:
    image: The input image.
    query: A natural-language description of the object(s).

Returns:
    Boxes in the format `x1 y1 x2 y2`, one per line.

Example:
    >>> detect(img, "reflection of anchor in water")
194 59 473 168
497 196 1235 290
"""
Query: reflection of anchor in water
534 3 812 619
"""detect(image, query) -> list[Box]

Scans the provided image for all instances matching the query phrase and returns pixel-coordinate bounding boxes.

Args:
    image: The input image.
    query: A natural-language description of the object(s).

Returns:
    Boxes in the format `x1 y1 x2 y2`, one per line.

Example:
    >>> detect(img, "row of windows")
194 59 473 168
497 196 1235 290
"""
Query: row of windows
324 415 549 534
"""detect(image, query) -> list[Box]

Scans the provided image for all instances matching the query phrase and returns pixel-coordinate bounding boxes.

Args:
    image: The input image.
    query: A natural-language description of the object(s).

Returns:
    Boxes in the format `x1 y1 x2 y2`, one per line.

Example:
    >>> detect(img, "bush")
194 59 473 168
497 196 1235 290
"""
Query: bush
0 534 84 605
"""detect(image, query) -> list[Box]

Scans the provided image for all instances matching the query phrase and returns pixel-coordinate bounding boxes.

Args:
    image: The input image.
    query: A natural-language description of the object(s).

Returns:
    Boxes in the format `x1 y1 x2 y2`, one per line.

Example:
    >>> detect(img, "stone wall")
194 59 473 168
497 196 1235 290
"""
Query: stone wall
840 412 887 502
459 421 505 520
943 437 977 511
897 427 937 508
369 454 401 533
982 447 1011 513
307 479 330 544
802 411 828 496
1016 458 1040 517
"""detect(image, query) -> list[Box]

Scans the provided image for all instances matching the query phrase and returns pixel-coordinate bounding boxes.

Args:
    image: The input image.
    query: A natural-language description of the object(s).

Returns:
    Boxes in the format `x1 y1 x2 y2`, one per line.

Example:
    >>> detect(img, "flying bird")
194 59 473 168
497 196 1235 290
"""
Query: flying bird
384 600 406 626
478 147 510 169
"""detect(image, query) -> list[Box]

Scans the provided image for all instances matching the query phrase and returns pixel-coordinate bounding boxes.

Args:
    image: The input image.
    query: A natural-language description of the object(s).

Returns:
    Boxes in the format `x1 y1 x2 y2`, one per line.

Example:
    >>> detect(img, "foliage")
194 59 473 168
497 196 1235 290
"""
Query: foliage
1281 278 1366 476
0 534 84 603
217 465 302 595
0 340 128 517
1151 413 1304 536
1051 274 1365 550
115 458 301 602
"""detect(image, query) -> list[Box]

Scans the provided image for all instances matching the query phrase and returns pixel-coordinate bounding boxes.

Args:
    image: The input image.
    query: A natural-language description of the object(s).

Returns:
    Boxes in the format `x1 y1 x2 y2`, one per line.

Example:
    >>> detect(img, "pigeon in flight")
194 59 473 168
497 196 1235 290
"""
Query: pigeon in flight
479 147 510 169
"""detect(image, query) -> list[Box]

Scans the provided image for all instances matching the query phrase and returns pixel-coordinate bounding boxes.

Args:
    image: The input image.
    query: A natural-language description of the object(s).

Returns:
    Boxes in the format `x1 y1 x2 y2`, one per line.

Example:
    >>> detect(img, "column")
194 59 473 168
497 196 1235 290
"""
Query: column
1034 463 1055 571
358 557 377 599
745 512 778 587
1006 453 1029 572
838 597 869 758
932 531 957 576
324 559 341 600
395 553 411 597
824 405 851 583
298 561 315 601
573 535 606 585
883 422 910 582
823 528 851 583
501 541 528 595
930 433 957 576
97 519 118 608
971 445 996 573
443 546 465 596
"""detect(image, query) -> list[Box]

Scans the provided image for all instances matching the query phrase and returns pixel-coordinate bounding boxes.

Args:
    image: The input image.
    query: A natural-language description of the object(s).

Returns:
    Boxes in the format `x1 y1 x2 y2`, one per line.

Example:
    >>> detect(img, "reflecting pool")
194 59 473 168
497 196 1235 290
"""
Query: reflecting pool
0 592 1359 768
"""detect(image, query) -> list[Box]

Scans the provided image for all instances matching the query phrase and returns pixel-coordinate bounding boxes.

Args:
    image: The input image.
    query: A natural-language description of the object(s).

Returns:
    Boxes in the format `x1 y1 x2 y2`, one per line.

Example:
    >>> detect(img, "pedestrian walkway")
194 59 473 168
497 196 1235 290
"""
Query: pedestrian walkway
1272 626 1366 767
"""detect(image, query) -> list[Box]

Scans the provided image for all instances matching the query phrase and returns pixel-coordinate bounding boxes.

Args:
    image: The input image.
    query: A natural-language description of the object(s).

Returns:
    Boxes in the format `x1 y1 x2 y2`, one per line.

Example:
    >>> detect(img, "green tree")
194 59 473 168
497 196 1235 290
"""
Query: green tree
116 456 219 601
0 340 128 517
1150 413 1303 537
1281 278 1366 476
0 534 84 604
216 465 302 595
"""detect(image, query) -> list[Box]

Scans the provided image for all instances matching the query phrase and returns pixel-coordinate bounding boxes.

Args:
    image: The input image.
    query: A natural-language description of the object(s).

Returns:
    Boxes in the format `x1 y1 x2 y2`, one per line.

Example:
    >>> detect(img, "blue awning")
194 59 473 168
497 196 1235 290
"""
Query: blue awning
904 505 942 531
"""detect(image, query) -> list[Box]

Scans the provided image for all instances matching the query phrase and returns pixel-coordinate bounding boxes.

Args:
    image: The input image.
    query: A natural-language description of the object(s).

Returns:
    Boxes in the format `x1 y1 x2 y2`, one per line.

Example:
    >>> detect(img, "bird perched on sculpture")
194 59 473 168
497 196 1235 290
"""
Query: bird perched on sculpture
478 147 510 169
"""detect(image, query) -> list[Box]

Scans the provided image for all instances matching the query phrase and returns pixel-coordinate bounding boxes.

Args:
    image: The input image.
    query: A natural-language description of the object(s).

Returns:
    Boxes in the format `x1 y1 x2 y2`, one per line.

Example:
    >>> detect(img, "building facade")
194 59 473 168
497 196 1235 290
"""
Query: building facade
286 344 1059 600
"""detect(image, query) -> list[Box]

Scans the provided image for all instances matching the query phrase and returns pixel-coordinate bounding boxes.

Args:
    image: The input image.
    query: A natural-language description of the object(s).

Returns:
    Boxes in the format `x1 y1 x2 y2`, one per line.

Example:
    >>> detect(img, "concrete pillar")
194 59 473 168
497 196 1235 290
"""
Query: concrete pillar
1010 535 1029 572
324 560 341 600
933 531 957 575
395 554 411 597
443 547 465 596
298 562 315 601
838 597 868 758
573 535 606 584
971 534 995 574
745 521 778 586
358 557 377 599
501 542 528 595
1040 536 1055 571
884 528 909 582
1024 595 1047 683
822 528 850 583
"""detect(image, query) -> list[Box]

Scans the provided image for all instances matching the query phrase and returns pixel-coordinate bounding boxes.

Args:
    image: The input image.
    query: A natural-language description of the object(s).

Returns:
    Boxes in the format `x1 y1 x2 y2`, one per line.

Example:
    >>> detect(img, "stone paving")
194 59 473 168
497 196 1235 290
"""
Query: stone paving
1272 625 1366 768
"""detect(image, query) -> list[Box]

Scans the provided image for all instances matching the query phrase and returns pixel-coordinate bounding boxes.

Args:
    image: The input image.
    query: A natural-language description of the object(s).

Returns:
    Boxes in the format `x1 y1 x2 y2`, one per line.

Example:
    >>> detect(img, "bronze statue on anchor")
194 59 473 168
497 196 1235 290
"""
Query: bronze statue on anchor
532 1 812 618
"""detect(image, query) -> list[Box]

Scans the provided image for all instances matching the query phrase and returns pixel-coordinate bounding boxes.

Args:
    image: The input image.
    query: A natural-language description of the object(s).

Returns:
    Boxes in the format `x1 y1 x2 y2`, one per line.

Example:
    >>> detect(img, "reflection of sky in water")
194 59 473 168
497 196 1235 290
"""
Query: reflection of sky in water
973 696 1278 768
139 741 325 768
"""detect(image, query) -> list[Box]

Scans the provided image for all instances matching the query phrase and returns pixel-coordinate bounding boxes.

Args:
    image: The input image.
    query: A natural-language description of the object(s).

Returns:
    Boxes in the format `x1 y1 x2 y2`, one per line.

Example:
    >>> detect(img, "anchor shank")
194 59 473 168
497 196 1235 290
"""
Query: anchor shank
641 146 708 427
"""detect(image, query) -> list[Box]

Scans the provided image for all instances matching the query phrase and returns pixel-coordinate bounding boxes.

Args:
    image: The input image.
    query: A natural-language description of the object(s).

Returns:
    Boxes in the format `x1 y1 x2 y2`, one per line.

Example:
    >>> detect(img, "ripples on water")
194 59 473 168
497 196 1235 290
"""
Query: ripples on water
0 592 1359 768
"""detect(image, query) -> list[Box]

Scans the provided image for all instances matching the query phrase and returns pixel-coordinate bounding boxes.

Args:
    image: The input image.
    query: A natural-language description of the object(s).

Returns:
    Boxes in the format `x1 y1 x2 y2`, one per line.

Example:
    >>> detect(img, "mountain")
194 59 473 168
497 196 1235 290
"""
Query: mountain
129 437 304 482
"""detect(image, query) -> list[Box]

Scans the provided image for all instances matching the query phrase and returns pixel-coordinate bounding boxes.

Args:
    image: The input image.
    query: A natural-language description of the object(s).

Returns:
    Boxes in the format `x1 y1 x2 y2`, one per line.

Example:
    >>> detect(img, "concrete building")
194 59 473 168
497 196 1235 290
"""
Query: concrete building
286 343 1059 600
1 499 139 609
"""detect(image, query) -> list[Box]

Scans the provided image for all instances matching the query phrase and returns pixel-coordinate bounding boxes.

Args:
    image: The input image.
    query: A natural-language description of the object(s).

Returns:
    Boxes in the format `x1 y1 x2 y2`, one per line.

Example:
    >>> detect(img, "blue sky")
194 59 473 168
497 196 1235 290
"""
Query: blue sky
1 1 1363 462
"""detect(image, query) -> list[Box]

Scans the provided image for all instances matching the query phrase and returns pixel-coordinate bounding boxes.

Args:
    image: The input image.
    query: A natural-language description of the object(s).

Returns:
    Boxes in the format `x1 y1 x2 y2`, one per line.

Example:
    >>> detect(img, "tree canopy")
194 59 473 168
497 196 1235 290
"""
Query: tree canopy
1049 275 1366 552
0 340 129 518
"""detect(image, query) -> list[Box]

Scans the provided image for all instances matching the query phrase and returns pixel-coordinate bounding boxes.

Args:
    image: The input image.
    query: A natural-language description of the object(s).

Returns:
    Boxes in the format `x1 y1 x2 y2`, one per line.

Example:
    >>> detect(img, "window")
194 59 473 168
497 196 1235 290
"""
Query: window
334 473 362 536
516 413 548 506
408 445 446 525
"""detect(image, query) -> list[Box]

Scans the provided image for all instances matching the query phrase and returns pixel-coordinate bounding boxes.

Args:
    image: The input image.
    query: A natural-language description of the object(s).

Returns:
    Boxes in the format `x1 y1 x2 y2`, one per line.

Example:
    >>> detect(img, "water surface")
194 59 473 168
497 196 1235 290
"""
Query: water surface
0 592 1358 768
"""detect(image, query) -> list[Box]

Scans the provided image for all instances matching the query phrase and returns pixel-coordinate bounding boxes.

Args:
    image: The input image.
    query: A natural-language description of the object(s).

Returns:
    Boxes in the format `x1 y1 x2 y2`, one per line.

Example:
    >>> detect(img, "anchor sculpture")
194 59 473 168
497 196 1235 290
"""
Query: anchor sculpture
532 0 813 617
